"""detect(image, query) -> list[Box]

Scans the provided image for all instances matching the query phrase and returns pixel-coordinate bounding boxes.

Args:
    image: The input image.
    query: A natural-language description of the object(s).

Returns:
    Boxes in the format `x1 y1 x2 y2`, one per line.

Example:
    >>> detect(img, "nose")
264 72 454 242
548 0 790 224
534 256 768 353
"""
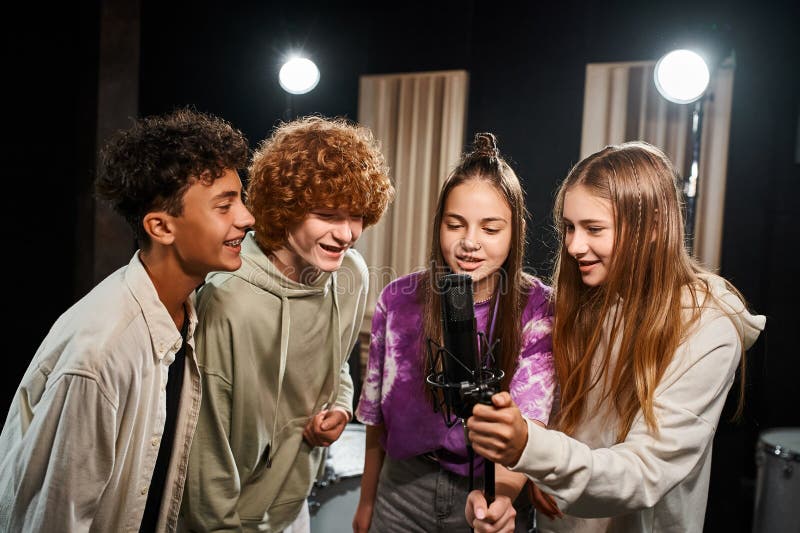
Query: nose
460 237 481 252
460 225 482 251
332 218 361 244
236 203 255 230
566 230 588 258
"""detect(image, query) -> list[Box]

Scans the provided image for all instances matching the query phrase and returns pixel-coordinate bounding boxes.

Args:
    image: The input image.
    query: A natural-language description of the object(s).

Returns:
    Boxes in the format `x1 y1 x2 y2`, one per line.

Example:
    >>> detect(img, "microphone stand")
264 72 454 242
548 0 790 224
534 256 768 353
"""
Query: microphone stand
426 335 502 508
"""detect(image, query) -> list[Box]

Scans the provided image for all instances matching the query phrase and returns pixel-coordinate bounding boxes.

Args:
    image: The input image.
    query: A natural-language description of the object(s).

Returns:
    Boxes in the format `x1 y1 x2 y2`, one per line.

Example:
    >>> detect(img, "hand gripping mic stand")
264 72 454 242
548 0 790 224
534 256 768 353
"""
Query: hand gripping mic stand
425 274 505 506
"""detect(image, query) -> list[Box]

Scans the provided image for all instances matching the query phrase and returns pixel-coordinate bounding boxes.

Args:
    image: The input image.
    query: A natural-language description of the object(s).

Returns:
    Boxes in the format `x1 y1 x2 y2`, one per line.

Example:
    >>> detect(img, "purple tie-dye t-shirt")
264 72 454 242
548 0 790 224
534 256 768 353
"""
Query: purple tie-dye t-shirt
355 271 555 477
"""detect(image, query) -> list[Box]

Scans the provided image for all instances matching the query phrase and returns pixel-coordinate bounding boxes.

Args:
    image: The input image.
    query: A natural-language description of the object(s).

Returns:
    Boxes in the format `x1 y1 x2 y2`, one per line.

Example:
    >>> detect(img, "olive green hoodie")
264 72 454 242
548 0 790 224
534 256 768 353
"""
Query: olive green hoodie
180 232 365 531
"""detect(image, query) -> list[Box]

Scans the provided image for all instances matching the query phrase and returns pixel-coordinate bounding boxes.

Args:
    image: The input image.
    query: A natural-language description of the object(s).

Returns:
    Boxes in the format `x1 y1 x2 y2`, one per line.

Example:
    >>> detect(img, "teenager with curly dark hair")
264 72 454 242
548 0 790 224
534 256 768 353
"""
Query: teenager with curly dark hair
0 108 254 532
183 116 394 532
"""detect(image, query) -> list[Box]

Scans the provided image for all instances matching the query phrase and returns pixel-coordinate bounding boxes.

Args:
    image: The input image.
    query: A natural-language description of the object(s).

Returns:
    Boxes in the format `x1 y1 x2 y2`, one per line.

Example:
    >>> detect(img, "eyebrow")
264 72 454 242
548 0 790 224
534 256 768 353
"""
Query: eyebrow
211 190 240 202
562 217 609 224
444 213 508 224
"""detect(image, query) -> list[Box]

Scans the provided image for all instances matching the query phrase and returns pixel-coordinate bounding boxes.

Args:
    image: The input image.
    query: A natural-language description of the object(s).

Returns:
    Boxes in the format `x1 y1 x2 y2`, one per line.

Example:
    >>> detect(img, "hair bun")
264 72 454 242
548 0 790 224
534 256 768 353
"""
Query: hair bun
472 132 500 159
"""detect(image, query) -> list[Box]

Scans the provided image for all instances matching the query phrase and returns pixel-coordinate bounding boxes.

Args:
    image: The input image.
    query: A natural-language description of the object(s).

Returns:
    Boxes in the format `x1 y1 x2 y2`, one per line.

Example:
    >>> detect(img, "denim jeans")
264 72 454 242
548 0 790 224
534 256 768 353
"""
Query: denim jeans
370 455 532 532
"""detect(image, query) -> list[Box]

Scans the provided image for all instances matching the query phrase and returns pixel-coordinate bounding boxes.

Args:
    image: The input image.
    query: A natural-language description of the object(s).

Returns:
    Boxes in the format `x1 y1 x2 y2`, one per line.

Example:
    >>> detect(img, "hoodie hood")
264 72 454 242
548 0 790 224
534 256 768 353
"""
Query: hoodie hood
696 273 765 350
220 231 332 299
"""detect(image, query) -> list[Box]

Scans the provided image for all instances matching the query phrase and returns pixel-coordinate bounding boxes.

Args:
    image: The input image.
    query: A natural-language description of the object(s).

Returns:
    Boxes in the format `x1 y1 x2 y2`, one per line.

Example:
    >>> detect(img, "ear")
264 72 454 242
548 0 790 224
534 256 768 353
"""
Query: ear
142 212 176 245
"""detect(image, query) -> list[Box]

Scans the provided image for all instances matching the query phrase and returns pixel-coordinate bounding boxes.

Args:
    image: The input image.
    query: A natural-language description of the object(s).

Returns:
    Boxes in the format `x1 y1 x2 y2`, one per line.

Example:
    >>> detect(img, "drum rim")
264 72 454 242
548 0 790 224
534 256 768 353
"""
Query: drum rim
759 428 800 461
758 440 800 462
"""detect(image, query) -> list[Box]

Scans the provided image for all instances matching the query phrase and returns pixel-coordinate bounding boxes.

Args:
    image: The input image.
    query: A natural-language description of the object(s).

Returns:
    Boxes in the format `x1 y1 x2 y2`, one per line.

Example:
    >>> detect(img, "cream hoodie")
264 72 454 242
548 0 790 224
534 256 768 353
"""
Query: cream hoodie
512 274 765 532
180 233 365 532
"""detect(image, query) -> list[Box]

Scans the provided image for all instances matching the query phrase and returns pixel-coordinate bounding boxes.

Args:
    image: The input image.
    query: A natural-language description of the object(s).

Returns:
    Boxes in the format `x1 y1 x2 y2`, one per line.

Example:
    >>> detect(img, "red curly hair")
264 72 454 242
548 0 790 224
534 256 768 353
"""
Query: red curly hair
248 116 394 252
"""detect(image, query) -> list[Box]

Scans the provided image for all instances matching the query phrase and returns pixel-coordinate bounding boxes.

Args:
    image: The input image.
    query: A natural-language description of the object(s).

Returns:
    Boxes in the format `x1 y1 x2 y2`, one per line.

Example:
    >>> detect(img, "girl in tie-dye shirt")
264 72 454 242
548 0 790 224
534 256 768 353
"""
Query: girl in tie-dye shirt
353 133 556 532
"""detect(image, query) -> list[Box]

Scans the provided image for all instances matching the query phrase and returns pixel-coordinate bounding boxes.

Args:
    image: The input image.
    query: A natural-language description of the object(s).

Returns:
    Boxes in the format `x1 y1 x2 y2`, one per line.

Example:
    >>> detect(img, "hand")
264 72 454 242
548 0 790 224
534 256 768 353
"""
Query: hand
352 500 373 533
528 481 563 520
303 408 349 447
467 392 528 466
465 490 517 533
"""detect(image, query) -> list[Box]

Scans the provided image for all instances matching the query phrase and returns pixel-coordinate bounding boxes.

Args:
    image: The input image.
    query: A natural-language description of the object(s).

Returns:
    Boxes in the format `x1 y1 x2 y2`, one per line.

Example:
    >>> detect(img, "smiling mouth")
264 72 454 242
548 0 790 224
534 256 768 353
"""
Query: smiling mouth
578 259 601 267
455 256 484 272
320 243 346 254
224 238 243 247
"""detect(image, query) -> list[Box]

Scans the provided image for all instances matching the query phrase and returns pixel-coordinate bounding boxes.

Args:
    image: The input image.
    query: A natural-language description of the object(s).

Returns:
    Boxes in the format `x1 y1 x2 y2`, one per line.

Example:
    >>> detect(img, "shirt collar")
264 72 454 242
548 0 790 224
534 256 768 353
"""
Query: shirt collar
124 252 198 361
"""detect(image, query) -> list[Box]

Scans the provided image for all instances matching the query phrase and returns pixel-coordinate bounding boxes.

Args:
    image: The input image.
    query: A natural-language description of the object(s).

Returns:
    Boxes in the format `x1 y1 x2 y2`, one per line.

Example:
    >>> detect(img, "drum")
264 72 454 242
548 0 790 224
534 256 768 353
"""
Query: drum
309 423 365 533
752 427 800 533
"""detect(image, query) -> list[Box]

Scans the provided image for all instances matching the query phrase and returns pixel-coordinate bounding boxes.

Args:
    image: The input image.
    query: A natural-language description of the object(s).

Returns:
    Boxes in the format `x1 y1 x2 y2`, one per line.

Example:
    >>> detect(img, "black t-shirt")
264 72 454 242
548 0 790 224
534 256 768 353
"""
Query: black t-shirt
139 315 189 532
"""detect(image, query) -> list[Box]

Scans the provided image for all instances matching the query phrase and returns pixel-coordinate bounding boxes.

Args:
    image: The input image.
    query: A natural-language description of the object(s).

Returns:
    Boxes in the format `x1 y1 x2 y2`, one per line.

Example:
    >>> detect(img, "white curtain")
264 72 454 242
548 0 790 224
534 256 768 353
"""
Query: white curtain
356 70 469 361
580 58 735 269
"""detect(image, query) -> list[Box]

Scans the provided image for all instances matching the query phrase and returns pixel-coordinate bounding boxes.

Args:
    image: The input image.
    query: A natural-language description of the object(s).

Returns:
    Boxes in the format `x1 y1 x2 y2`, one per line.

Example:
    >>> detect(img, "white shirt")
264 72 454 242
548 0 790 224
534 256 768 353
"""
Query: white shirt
0 252 201 532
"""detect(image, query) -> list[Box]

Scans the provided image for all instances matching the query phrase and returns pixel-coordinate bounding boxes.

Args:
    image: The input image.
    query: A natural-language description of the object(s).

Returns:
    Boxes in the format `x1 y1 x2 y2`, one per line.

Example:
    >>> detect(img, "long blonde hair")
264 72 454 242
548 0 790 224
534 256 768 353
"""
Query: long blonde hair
551 141 745 441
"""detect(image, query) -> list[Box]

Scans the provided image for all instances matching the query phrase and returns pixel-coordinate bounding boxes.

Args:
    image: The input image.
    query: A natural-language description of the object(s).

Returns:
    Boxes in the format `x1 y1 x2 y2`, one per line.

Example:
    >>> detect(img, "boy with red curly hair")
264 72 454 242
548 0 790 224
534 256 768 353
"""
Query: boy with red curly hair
182 117 394 532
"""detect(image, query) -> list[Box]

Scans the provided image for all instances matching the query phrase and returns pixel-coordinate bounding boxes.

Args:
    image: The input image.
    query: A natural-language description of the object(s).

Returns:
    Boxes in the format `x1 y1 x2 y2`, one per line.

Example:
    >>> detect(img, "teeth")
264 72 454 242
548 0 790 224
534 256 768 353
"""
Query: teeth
225 239 242 246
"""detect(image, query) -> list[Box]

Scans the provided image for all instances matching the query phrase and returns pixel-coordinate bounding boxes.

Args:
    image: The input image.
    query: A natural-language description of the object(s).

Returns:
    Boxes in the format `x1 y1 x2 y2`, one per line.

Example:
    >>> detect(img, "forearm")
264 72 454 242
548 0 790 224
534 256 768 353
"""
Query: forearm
358 424 386 507
334 361 355 415
494 464 527 501
332 405 352 422
513 410 717 517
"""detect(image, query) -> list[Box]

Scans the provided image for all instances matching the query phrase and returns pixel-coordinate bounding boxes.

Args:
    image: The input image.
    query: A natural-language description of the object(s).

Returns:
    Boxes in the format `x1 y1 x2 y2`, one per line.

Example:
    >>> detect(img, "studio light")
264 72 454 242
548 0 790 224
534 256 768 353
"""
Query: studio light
279 57 320 95
654 48 712 255
654 49 710 104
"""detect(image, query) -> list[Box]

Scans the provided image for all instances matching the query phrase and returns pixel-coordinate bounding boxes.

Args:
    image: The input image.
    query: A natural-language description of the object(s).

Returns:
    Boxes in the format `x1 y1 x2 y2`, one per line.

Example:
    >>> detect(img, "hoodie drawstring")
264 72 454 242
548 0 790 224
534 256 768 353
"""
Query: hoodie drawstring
266 275 344 465
329 273 342 407
268 294 292 466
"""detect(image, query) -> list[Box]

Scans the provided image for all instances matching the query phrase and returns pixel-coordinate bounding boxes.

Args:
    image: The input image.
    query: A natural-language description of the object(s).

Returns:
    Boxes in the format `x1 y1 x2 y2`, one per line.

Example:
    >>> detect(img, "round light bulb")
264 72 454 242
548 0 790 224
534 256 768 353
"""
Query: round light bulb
654 49 710 104
279 57 320 95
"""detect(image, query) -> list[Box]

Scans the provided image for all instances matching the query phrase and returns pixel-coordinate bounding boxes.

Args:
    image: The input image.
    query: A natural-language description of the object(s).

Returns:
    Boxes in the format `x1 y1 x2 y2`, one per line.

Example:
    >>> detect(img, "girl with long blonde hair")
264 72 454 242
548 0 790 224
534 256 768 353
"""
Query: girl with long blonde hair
466 141 765 532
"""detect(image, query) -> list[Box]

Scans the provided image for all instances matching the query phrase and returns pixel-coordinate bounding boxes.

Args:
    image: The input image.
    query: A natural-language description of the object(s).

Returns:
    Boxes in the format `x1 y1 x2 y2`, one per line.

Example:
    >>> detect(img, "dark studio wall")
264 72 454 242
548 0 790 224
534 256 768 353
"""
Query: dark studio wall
5 1 100 385
4 1 798 531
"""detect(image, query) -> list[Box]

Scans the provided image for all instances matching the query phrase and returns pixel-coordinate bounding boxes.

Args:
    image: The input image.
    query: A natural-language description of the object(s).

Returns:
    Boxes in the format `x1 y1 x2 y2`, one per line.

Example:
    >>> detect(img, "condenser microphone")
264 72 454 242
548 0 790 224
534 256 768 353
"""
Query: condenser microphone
438 272 497 505
440 273 480 419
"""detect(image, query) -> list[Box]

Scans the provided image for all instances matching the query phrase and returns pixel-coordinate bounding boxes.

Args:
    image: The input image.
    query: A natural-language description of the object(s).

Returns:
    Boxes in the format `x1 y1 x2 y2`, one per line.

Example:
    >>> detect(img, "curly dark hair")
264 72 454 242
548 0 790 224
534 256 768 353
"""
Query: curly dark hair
96 108 249 245
247 116 394 253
